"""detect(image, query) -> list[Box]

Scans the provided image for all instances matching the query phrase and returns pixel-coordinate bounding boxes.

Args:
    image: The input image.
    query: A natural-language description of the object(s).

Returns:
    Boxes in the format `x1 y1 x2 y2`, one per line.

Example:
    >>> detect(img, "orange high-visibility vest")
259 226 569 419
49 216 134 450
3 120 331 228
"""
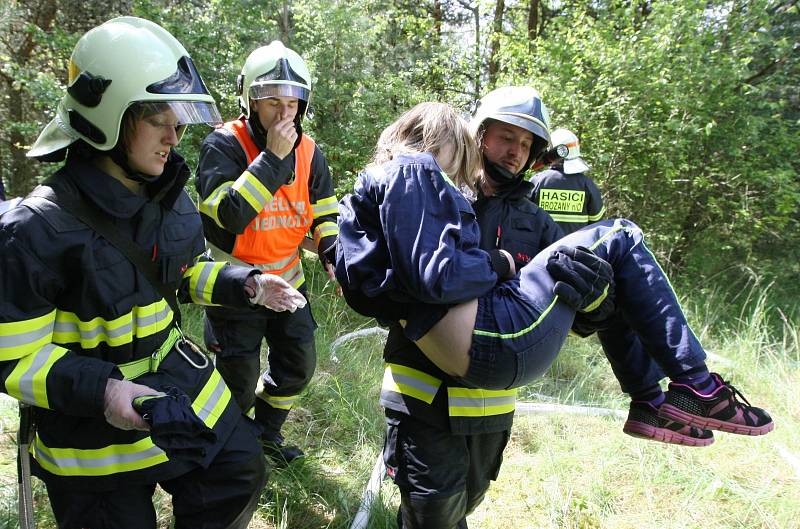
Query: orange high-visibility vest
224 119 315 286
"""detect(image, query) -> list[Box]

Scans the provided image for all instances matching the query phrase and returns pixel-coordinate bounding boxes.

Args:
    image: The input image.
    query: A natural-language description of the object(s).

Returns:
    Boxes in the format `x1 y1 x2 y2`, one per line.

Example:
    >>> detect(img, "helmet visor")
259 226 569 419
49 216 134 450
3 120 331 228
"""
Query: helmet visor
134 101 222 127
248 83 309 102
146 56 212 96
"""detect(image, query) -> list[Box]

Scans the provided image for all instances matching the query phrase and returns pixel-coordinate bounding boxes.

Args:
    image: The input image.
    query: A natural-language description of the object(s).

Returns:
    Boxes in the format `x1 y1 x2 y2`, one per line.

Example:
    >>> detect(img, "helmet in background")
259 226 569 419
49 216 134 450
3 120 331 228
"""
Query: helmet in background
550 128 590 174
237 41 312 119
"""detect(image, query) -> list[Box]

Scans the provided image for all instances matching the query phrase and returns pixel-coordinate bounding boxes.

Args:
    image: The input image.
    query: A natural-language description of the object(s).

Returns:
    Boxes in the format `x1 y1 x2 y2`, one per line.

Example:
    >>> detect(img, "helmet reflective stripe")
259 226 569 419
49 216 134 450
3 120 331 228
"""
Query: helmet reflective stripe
28 16 221 158
238 41 312 118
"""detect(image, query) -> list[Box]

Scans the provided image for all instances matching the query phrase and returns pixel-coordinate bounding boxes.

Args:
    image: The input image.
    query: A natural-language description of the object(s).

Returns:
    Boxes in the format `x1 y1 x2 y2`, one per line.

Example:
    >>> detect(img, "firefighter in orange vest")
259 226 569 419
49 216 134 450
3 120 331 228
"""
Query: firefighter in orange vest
196 41 338 464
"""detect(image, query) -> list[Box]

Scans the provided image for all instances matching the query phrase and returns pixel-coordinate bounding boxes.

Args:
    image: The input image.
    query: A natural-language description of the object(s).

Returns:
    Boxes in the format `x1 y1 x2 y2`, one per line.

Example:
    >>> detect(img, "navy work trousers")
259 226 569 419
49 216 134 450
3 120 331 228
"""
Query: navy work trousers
461 218 707 391
43 416 267 529
383 410 509 529
205 296 317 440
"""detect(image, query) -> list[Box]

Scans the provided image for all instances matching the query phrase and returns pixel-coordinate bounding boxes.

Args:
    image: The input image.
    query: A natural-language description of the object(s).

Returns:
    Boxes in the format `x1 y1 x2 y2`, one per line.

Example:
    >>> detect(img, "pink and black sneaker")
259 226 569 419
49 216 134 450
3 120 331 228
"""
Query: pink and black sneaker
658 373 774 436
623 401 714 447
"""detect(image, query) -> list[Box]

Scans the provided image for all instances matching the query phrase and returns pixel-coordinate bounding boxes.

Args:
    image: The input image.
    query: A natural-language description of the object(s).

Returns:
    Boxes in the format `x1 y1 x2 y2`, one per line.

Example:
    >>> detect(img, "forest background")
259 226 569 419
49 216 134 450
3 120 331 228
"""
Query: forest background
2 0 799 311
1 1 799 528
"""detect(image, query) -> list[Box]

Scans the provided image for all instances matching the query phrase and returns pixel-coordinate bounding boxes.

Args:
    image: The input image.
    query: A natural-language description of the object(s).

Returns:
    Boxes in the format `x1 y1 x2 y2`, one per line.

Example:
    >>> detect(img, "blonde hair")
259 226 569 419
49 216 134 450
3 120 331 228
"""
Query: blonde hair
372 102 480 191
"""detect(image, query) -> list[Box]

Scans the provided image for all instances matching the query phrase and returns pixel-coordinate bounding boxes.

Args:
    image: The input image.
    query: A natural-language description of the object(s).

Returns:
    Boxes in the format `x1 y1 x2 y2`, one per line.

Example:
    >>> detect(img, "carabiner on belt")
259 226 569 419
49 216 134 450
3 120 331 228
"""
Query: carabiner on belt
174 326 209 369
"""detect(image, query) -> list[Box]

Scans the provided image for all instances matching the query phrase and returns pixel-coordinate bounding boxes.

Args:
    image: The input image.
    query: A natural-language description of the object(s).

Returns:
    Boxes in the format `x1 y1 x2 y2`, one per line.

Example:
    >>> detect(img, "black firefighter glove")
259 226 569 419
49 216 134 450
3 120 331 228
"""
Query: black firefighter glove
133 386 217 467
546 245 616 321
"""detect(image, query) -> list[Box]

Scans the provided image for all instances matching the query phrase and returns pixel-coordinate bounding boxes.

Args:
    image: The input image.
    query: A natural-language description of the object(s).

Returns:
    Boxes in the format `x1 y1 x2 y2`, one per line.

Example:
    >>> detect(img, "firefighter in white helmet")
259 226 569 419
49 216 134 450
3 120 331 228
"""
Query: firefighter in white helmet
531 127 606 234
195 41 339 465
2 16 308 528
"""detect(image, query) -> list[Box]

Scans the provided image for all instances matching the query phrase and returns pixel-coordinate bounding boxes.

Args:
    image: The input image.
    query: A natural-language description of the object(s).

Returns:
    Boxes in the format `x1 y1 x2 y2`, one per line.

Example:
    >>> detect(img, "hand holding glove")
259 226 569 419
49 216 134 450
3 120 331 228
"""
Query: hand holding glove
244 272 308 312
546 245 615 317
104 379 163 431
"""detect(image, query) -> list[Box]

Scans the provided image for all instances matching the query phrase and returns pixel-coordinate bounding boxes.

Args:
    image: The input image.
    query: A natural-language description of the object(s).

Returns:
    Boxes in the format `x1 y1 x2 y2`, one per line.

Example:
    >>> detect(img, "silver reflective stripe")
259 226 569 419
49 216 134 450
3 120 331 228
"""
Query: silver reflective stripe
0 322 52 349
448 395 517 409
238 176 269 206
53 321 131 340
17 344 57 405
388 372 438 398
193 262 214 302
196 375 227 422
254 252 299 271
137 304 172 329
33 443 165 469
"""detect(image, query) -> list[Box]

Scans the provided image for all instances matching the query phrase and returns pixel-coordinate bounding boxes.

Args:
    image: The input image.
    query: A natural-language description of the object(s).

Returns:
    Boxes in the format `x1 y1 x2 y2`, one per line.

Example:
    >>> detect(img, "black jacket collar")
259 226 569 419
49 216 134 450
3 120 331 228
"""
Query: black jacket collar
64 151 191 219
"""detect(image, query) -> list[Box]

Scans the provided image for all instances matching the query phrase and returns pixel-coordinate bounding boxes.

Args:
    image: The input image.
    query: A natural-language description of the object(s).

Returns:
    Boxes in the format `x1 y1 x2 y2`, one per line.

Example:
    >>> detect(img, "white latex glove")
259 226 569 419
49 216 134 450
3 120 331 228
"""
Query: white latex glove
245 273 308 312
103 379 162 431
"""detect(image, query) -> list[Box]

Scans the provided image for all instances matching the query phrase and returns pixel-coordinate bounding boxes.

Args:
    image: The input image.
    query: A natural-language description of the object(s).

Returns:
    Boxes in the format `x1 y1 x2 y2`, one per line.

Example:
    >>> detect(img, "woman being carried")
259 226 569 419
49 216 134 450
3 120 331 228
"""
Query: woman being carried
335 102 773 444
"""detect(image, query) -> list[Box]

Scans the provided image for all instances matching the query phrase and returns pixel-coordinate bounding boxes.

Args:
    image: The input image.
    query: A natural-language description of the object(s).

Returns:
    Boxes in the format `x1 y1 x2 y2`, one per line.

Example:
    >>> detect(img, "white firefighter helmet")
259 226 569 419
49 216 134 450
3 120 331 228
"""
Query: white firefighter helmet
28 16 221 159
470 86 552 173
550 128 590 174
237 41 312 119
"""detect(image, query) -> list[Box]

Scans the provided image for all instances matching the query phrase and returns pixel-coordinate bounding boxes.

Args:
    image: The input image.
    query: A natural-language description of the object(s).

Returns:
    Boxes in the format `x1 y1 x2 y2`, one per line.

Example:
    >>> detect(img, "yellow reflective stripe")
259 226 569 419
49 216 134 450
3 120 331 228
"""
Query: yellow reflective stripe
187 261 226 305
250 252 297 271
199 181 234 228
52 301 173 349
232 171 272 214
5 343 68 408
313 221 338 245
0 310 56 360
311 196 338 218
272 260 304 288
32 435 167 477
588 205 606 222
550 213 590 223
117 327 182 380
473 297 559 339
30 362 234 478
259 392 298 411
193 369 231 428
581 283 610 313
447 387 517 417
440 171 457 189
382 364 442 404
585 222 627 252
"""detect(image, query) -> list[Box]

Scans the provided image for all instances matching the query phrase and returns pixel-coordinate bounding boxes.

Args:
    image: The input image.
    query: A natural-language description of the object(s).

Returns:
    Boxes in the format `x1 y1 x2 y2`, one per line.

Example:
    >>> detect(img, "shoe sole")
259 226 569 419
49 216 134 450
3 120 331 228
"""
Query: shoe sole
658 404 775 436
623 420 714 447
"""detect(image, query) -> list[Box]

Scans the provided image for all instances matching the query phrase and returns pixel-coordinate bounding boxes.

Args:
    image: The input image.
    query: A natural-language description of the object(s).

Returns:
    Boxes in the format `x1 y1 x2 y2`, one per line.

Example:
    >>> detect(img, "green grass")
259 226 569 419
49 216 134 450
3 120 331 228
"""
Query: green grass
2 258 798 528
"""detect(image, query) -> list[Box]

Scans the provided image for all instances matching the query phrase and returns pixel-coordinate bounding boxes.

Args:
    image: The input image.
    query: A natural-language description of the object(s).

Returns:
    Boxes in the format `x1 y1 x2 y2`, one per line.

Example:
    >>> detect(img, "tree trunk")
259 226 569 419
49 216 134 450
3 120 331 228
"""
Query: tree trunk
2 0 58 196
6 84 32 197
527 0 540 43
280 0 291 42
487 0 505 87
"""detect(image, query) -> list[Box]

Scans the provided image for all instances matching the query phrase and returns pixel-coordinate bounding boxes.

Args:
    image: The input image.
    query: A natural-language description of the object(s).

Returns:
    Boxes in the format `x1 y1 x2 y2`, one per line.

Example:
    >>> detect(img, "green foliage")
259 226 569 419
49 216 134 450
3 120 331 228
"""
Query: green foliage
1 0 797 291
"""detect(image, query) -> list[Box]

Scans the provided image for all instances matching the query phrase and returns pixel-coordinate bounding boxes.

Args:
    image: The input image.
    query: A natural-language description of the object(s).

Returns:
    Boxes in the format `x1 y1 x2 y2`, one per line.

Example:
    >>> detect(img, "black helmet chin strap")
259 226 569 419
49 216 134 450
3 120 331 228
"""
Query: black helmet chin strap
483 155 523 187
